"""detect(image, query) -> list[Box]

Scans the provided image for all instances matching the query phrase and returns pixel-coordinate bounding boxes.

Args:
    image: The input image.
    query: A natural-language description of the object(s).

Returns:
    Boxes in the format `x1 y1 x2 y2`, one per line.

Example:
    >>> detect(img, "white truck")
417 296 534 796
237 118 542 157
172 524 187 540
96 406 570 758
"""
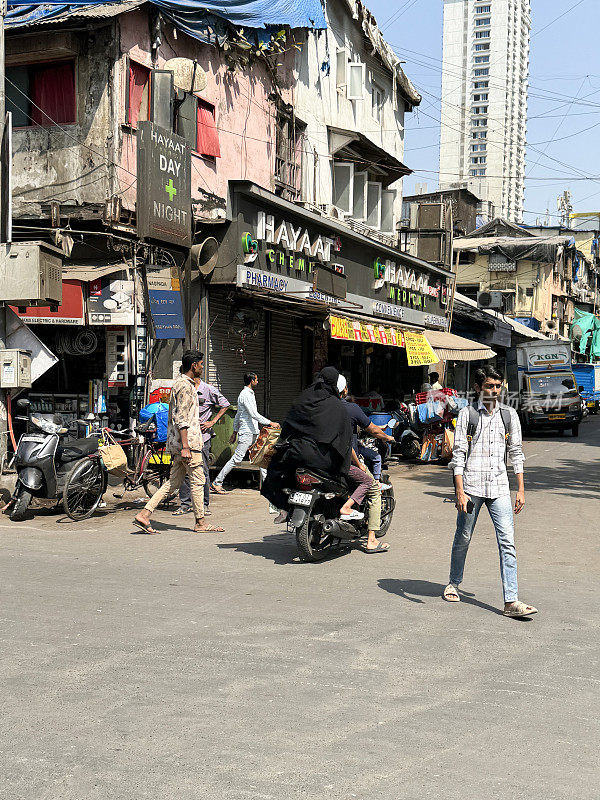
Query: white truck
506 341 583 436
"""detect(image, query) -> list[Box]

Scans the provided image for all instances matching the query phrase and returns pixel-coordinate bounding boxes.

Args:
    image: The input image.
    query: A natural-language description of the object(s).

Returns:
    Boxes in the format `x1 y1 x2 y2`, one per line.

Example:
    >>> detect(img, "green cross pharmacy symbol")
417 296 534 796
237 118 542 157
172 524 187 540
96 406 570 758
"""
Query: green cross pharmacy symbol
165 179 177 202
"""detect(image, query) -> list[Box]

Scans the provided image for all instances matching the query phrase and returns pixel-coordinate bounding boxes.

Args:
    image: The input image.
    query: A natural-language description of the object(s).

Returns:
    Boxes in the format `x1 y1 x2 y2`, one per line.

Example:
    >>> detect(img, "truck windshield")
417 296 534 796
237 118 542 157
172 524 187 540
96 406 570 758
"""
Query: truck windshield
528 374 577 397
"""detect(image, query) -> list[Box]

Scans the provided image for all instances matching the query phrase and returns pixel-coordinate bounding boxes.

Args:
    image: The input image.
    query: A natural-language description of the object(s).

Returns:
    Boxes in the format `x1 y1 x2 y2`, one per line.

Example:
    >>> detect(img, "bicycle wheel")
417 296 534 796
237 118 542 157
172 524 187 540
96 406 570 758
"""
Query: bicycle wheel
63 457 105 521
141 450 175 504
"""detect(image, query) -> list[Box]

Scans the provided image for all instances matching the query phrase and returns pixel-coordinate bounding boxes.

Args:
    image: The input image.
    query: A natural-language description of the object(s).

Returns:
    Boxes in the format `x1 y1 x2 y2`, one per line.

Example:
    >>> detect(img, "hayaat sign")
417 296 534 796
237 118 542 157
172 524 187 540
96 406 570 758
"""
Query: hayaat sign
137 122 192 248
229 187 451 330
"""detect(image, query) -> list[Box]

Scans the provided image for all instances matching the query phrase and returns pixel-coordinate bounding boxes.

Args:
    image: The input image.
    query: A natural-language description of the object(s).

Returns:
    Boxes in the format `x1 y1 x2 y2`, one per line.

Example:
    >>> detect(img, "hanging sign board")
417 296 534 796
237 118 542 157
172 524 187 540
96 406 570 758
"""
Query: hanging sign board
145 264 185 339
404 331 439 366
329 315 405 347
137 122 192 248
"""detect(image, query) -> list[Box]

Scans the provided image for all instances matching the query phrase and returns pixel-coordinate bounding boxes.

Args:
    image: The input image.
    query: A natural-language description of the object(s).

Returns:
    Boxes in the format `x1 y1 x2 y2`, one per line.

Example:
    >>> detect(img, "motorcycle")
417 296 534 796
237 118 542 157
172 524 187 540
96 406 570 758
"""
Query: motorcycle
10 398 107 522
368 407 421 460
285 452 396 563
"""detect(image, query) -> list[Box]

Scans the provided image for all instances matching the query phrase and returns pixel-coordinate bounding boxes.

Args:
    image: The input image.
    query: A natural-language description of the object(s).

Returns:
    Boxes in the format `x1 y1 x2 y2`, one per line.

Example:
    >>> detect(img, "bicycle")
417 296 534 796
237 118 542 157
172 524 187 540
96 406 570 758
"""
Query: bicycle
101 417 174 505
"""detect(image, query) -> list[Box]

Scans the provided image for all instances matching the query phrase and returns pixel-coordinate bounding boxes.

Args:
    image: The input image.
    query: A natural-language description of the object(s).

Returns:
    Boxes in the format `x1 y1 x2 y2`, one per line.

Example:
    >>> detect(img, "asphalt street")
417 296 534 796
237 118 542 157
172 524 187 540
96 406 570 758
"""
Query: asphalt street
1 416 599 799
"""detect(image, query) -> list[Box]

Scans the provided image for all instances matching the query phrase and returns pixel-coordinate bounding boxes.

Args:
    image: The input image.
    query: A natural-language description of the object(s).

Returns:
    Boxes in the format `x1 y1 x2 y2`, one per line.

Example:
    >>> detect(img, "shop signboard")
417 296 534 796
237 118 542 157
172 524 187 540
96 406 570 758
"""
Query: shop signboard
330 315 405 348
145 264 185 339
137 122 192 248
403 331 439 366
10 280 84 325
88 276 135 325
227 187 451 331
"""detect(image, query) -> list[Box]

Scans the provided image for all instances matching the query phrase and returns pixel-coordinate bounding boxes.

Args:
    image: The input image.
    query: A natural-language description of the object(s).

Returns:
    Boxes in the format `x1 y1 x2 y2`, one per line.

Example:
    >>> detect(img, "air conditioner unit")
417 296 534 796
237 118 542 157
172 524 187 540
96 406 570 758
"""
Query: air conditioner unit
0 242 63 306
477 290 504 310
321 204 345 220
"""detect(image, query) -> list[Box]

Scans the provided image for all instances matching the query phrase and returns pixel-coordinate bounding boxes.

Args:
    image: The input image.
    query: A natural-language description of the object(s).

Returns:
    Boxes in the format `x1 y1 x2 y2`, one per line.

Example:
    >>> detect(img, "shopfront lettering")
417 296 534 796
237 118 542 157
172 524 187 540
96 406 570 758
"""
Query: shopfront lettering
150 128 186 154
152 202 188 224
244 269 289 292
388 285 425 309
257 211 336 262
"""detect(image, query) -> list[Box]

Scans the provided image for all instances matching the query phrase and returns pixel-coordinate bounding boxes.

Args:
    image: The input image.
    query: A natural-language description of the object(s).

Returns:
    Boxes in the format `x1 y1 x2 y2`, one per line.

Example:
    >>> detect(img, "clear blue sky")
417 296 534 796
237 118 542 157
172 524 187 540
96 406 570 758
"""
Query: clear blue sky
364 0 600 223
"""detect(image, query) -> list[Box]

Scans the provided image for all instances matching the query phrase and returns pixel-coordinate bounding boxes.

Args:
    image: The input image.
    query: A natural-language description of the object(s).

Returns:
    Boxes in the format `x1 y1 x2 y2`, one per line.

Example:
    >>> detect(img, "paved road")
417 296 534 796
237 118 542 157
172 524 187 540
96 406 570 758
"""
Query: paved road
1 417 599 799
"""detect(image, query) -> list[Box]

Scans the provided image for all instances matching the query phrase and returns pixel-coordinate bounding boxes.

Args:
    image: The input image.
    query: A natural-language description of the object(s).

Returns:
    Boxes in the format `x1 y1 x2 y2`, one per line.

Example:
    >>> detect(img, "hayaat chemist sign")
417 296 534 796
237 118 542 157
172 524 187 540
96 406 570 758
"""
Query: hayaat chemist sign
137 122 192 248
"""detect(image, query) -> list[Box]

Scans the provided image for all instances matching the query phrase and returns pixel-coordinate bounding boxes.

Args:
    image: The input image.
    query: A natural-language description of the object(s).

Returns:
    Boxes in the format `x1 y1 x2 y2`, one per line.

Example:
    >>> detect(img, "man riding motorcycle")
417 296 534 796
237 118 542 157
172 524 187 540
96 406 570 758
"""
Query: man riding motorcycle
261 367 389 554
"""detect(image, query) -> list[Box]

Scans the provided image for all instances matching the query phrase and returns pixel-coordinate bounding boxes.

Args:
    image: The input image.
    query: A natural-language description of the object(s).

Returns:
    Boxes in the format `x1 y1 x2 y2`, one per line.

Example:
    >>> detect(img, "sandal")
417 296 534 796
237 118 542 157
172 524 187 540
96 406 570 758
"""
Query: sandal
504 602 538 618
194 523 225 533
443 584 460 602
172 507 191 516
132 519 160 535
362 542 389 554
210 484 228 495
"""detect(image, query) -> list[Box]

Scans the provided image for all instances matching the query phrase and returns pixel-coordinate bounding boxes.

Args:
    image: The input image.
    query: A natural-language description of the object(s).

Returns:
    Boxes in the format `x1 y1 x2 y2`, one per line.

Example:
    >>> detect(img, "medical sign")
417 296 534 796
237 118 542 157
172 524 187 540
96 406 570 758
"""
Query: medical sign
137 122 192 248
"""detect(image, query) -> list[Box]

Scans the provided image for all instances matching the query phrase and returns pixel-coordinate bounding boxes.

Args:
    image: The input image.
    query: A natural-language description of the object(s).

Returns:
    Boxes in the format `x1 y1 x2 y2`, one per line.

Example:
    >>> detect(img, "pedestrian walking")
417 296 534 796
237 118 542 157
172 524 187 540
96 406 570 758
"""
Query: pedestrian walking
444 364 537 617
211 372 278 494
173 370 230 517
133 350 224 534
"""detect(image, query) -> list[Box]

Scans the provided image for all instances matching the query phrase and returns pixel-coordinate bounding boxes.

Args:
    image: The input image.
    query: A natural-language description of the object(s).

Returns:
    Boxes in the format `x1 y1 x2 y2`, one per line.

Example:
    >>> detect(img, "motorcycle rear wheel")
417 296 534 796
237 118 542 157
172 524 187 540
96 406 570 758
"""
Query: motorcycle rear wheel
10 488 32 522
378 477 396 537
296 516 339 562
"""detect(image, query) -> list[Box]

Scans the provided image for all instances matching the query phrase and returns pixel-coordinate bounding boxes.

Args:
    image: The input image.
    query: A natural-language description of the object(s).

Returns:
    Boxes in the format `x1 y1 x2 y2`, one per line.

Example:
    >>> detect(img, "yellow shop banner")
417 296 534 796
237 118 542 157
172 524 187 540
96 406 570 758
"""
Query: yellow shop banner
404 331 439 366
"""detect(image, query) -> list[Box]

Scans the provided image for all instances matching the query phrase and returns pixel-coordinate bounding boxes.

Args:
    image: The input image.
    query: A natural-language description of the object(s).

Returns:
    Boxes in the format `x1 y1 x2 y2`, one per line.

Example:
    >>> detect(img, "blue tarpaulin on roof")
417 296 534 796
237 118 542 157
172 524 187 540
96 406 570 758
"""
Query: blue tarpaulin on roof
6 0 327 34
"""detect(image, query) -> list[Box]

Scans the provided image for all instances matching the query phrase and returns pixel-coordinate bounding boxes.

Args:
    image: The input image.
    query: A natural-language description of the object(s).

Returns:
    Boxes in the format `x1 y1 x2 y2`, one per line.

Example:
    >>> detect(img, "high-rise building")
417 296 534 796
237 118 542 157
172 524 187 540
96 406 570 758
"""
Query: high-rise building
439 0 530 222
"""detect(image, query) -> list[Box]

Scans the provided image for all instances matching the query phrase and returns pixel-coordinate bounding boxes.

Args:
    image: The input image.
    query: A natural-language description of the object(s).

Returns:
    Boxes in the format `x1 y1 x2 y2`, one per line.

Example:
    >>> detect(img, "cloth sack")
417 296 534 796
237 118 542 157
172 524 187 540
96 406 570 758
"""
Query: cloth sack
99 430 128 475
248 426 280 469
417 400 445 425
440 428 455 462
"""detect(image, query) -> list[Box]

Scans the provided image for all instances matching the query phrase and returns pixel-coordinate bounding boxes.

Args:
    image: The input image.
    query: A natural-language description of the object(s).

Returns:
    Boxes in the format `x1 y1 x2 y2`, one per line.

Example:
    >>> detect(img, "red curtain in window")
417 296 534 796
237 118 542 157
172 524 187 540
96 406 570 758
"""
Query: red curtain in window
31 62 76 125
128 61 149 126
196 100 221 158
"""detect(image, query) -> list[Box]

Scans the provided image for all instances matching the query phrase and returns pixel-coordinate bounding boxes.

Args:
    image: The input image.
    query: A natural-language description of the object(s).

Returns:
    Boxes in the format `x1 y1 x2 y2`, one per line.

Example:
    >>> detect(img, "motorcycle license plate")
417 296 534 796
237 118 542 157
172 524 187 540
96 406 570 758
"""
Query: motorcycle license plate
289 491 312 506
548 414 565 420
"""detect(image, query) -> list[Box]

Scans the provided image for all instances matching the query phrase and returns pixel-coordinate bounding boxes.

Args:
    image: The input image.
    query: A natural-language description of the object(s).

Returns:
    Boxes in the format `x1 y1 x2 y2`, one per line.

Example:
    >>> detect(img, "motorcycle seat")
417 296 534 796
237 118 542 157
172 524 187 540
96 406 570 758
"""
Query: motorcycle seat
58 437 99 463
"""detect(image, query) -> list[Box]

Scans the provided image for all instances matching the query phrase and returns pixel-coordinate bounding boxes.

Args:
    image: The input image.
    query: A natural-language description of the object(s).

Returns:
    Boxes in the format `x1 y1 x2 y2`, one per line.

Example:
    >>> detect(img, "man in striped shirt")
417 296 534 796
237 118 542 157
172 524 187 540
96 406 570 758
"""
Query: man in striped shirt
444 364 537 618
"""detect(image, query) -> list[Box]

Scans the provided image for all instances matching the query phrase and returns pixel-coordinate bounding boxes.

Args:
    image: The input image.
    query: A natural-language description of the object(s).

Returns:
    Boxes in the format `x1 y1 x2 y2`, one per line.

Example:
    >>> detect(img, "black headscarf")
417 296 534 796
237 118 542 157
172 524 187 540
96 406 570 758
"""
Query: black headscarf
282 366 352 472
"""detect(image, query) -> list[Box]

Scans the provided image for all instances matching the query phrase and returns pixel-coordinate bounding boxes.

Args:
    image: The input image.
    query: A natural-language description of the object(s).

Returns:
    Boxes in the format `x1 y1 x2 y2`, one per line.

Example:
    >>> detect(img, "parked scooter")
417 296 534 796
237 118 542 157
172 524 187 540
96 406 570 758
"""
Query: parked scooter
284 444 396 562
10 398 107 522
368 407 421 460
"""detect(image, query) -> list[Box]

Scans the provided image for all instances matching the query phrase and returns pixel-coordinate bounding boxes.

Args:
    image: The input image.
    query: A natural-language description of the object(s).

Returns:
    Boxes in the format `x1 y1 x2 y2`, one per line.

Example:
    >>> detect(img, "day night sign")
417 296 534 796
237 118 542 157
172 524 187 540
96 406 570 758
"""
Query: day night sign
137 122 192 248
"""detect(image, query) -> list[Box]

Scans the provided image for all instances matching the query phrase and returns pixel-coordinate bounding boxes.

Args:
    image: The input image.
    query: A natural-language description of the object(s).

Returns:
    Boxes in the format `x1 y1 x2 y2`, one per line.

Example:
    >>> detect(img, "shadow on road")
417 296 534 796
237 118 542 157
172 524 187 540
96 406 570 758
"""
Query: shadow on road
218 532 300 565
377 578 534 620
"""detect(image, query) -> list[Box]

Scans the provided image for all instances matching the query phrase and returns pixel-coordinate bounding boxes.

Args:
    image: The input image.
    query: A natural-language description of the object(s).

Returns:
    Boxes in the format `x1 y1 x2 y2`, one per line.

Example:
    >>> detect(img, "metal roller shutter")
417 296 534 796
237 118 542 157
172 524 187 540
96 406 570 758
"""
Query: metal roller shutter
207 287 267 410
268 310 303 423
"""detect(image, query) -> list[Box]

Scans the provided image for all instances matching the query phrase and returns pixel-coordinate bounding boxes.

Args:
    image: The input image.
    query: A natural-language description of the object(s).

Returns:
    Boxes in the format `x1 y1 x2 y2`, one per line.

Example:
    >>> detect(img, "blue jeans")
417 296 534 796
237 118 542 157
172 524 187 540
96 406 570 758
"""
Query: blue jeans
357 442 382 480
449 494 518 603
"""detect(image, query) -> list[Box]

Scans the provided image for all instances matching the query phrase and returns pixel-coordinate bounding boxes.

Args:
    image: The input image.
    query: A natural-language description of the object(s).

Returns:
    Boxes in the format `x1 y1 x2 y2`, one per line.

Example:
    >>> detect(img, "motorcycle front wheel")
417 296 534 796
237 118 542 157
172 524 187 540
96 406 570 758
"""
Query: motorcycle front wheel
10 487 32 522
63 458 105 521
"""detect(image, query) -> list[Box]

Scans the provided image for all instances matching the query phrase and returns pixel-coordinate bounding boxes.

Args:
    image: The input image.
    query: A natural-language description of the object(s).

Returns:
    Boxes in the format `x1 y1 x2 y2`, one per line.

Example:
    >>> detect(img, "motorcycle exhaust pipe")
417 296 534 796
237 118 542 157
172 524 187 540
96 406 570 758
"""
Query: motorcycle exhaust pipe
322 518 359 540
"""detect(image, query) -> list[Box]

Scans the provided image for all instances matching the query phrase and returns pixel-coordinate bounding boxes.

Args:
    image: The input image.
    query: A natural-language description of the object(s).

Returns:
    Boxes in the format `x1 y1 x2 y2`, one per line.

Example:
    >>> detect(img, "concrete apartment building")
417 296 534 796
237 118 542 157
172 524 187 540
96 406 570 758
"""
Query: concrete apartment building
439 0 531 222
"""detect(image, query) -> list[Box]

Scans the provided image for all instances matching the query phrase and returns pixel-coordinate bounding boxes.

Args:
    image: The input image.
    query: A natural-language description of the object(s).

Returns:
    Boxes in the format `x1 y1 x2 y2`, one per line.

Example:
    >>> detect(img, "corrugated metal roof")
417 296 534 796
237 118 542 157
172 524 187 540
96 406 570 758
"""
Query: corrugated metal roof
7 1 145 27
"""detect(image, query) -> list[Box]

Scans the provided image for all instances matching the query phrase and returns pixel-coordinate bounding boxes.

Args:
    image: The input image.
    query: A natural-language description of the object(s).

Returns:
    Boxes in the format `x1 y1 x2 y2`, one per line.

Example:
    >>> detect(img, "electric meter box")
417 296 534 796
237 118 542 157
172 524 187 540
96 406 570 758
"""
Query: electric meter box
0 241 63 306
0 349 32 389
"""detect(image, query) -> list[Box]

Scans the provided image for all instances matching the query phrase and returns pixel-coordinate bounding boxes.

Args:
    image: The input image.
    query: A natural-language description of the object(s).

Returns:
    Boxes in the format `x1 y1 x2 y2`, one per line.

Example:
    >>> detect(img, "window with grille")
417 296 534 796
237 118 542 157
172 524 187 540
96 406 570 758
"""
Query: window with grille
274 111 304 201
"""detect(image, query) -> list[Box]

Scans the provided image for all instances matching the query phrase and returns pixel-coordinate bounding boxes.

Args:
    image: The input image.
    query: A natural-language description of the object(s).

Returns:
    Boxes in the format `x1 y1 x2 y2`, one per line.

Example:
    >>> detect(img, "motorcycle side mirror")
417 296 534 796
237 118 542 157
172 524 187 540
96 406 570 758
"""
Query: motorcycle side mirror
16 397 31 408
387 419 399 429
579 386 585 393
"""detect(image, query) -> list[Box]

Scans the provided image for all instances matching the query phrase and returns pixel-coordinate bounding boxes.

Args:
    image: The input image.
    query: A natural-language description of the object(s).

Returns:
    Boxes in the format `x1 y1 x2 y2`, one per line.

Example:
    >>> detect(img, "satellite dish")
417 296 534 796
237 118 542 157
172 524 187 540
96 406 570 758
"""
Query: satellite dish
190 237 219 276
163 58 207 93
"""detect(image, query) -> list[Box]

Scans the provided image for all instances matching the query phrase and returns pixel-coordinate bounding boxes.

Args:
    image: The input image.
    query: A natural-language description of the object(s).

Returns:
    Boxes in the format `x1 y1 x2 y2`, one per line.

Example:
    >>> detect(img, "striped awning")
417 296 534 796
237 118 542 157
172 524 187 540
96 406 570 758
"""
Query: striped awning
424 330 496 361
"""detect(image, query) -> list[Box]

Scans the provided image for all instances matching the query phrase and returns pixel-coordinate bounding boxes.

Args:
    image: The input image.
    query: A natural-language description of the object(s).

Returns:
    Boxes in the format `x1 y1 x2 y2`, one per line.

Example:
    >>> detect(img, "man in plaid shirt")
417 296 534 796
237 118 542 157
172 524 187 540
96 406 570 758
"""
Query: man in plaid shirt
444 364 537 618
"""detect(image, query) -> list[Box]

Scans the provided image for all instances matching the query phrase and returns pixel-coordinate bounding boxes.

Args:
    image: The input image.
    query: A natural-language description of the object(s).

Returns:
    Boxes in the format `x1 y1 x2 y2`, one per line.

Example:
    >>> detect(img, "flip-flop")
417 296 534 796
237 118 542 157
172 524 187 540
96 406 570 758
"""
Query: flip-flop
340 510 364 521
443 584 460 602
210 484 228 495
503 602 538 618
194 523 225 533
172 507 191 516
132 519 160 535
362 542 389 553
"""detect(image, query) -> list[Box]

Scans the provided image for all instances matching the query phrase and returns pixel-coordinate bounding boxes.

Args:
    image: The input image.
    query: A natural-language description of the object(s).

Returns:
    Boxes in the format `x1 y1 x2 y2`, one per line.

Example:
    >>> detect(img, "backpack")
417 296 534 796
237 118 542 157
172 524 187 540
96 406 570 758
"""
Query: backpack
465 402 512 464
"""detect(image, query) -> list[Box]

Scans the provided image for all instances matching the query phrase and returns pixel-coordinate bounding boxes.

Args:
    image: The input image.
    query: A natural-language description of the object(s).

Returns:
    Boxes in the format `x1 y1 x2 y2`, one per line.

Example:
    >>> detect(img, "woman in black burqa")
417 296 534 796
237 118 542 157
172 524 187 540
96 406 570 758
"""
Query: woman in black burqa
261 366 353 511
